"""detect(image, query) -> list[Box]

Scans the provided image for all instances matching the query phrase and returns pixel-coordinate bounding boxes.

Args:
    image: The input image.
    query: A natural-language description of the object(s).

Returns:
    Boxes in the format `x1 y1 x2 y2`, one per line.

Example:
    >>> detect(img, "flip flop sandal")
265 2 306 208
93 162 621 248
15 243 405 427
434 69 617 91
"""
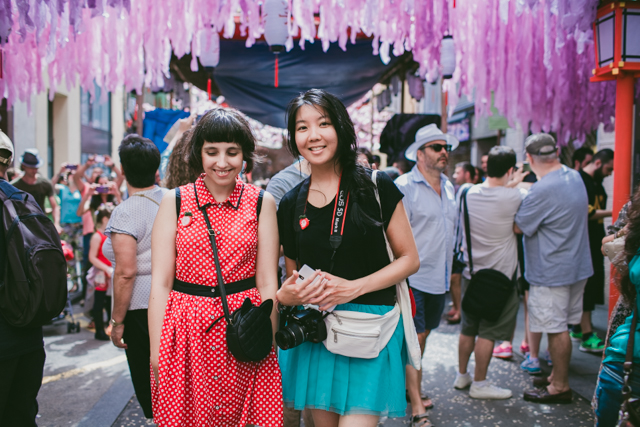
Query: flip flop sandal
405 392 434 410
411 413 433 427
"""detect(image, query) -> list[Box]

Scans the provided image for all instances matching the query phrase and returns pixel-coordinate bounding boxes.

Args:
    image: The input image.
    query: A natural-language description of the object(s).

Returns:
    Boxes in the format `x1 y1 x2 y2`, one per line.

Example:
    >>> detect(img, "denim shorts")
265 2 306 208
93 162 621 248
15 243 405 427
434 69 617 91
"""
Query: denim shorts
594 361 640 426
411 288 446 333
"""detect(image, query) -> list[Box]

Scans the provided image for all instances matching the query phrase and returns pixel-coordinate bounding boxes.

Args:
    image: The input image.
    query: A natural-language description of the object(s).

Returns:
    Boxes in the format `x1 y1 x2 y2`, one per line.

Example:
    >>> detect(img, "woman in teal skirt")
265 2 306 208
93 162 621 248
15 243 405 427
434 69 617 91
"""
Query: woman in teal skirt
276 89 420 426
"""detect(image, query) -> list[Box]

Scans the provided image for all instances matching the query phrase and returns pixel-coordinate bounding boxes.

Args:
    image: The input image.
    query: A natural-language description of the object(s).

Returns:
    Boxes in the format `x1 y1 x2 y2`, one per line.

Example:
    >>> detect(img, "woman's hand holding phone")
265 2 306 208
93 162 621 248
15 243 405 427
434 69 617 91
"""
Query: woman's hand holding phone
310 272 363 311
277 269 327 306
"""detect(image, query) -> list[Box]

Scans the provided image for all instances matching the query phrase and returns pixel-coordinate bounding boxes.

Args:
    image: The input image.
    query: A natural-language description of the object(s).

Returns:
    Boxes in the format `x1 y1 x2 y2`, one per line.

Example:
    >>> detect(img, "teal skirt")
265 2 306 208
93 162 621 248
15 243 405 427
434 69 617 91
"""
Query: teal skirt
279 303 407 418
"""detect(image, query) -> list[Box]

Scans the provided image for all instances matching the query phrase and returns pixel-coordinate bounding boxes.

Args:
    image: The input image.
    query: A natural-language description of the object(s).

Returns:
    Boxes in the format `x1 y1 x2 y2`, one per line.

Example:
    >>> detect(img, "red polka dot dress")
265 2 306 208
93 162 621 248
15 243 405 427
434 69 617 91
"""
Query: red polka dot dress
152 175 283 427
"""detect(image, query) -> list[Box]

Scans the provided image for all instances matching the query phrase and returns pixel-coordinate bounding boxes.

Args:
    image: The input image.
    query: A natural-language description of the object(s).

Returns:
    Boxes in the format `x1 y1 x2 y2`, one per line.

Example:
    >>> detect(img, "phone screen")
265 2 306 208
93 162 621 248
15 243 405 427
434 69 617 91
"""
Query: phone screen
522 162 531 173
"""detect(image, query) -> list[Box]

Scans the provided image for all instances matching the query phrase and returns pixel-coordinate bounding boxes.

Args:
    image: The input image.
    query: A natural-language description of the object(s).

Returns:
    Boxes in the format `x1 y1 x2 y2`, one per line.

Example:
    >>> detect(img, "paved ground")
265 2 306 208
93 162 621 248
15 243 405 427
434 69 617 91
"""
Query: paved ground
36 297 606 426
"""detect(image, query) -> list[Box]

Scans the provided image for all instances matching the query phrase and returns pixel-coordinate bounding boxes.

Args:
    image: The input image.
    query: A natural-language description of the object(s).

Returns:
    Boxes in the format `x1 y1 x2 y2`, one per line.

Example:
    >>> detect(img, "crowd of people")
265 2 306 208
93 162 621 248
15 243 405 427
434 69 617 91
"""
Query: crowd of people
0 87 635 427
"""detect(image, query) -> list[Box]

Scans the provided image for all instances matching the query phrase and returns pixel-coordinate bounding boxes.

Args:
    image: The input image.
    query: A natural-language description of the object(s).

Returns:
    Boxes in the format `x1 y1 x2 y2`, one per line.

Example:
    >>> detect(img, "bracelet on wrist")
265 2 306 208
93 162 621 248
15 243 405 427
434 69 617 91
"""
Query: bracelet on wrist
110 318 125 327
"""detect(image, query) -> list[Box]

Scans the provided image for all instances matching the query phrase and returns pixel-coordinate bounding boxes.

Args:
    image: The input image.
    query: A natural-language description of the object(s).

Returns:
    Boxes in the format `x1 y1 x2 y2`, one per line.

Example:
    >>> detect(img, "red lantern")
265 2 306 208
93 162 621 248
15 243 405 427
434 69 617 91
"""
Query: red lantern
591 1 640 317
591 1 640 81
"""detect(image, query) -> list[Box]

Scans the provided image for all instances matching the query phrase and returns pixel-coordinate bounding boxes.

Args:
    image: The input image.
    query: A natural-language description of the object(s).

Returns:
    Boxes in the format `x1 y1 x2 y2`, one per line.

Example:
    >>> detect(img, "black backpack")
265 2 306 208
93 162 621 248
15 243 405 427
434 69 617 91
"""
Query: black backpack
0 180 67 327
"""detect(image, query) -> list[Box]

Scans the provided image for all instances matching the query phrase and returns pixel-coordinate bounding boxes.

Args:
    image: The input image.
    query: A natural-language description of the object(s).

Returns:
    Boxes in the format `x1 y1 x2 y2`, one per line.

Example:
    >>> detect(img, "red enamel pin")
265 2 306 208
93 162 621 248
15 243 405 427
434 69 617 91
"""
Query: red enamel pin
181 211 193 227
299 215 309 230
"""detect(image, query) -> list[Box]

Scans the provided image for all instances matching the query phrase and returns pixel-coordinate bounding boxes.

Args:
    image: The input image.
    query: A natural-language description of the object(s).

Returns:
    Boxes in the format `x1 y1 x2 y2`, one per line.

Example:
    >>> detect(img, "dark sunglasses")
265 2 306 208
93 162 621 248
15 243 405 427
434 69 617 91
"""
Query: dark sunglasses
424 143 452 153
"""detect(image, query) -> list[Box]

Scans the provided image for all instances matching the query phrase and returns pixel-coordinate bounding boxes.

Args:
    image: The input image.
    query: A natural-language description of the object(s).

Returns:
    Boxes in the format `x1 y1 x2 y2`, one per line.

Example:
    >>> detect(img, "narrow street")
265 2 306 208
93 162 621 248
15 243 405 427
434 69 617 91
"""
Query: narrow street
36 298 604 427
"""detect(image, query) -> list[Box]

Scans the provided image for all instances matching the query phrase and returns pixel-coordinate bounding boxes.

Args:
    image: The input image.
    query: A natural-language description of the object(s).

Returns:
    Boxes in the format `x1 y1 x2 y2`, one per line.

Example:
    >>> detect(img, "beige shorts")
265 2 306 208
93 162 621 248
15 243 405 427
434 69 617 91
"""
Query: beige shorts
528 279 588 334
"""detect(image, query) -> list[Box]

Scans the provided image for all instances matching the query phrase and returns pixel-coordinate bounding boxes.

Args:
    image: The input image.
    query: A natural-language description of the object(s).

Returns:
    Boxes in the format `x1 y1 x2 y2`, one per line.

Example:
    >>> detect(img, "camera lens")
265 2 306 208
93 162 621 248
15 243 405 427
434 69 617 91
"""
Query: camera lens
275 323 306 350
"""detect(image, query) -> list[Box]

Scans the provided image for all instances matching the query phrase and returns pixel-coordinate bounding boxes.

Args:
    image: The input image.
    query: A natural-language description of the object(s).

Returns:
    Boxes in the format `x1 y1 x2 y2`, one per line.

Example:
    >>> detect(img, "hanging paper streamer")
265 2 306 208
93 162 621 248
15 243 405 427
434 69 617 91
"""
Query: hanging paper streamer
207 78 212 101
0 0 621 144
274 56 279 88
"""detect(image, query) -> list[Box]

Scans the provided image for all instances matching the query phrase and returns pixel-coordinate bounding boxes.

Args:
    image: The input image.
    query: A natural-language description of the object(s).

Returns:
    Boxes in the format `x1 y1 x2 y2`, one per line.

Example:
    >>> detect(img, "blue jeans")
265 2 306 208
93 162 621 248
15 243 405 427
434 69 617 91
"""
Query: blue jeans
595 361 640 426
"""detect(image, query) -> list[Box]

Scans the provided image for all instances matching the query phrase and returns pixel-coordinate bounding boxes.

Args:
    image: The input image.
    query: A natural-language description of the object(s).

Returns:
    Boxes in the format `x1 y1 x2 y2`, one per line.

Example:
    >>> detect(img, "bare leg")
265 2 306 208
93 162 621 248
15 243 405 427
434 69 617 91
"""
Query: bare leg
338 414 379 427
529 332 542 360
473 338 494 382
580 311 593 335
311 409 339 427
283 407 301 427
458 334 475 374
302 409 315 427
449 273 462 319
547 331 572 394
406 331 430 416
523 291 530 346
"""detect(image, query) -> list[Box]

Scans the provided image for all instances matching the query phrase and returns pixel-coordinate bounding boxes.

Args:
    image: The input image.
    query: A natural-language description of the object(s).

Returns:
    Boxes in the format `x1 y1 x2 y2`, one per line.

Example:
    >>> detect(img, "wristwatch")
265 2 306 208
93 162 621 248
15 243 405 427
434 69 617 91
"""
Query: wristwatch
110 318 125 327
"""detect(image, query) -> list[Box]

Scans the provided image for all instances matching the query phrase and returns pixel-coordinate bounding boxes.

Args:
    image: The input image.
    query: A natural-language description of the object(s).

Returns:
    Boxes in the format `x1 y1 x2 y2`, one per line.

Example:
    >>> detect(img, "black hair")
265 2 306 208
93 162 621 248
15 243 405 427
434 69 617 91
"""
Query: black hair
455 162 476 181
618 187 640 304
286 89 380 229
592 148 614 166
572 147 593 167
487 146 517 178
475 167 485 183
189 108 256 174
90 174 115 211
356 147 375 165
119 134 160 188
95 204 113 225
393 158 414 175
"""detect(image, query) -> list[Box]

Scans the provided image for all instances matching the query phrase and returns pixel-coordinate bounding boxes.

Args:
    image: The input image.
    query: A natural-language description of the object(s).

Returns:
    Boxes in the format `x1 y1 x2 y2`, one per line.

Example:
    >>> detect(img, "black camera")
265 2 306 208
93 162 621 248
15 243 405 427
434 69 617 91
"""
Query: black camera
275 308 327 350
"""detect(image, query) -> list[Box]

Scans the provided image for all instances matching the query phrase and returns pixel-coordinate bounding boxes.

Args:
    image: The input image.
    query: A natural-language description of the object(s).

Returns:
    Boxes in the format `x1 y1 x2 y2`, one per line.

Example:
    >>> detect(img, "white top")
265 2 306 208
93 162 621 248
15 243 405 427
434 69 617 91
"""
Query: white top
103 186 168 311
395 166 457 294
462 184 527 280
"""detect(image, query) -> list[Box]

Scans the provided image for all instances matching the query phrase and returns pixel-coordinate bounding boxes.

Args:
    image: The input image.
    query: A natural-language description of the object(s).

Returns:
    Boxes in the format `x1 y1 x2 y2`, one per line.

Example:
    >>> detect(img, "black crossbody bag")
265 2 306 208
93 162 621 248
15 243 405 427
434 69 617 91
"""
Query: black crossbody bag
192 183 274 362
460 189 516 322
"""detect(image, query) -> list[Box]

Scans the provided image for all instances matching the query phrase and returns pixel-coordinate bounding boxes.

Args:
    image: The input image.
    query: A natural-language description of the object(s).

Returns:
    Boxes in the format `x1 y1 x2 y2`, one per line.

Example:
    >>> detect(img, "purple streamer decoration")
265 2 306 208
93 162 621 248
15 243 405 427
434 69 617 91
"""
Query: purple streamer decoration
0 0 628 143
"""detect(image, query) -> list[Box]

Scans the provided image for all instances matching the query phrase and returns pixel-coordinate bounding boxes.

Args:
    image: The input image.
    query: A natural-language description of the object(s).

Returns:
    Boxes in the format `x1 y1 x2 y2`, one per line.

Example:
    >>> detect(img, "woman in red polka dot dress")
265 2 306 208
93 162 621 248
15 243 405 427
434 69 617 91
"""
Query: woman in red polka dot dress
148 109 283 427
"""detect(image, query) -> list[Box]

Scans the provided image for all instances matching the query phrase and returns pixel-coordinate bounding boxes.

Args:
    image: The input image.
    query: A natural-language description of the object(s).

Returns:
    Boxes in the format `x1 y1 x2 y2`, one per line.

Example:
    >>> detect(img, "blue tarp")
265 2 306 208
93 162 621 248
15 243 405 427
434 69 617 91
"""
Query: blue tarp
214 39 397 129
143 109 190 152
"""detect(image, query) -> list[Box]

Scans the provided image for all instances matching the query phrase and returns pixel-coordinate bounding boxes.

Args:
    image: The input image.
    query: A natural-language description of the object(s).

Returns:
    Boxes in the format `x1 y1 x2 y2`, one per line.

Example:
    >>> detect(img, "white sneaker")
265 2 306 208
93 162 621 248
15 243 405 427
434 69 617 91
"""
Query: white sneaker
469 382 513 400
453 372 473 390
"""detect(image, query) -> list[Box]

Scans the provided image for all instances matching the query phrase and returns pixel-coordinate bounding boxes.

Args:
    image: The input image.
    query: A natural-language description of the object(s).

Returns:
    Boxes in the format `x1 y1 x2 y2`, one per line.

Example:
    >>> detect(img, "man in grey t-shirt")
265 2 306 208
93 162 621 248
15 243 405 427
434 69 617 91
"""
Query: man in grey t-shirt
265 158 314 427
515 134 592 405
266 158 310 207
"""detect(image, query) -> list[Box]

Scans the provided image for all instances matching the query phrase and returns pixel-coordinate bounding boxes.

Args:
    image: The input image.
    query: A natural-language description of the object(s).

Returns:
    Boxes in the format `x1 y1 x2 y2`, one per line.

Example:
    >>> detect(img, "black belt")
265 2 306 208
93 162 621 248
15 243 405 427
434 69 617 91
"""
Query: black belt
173 277 256 298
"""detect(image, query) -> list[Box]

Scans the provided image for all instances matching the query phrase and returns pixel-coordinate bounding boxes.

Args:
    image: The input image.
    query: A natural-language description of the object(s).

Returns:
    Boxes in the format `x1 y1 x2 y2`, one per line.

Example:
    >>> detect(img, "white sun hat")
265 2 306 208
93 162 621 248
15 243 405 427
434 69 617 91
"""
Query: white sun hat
404 124 459 162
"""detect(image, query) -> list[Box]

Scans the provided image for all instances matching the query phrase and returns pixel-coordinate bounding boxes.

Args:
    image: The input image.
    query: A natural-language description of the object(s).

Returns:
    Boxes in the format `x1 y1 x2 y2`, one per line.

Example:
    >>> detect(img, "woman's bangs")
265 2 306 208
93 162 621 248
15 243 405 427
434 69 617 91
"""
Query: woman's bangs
200 114 249 147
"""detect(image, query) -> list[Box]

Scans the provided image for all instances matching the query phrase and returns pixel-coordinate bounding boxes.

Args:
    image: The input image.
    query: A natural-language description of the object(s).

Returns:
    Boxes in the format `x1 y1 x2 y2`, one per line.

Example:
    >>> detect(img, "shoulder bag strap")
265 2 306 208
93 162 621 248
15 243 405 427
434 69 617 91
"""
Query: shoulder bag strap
131 193 160 206
622 304 638 403
175 187 181 217
193 183 233 324
257 189 265 218
371 170 395 263
461 187 473 275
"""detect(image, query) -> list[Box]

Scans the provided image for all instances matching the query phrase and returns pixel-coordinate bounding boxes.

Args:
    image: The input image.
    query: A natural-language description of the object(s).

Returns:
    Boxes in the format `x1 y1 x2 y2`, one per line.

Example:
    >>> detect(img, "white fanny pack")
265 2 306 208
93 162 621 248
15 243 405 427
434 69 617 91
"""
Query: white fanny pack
322 303 400 358
319 171 422 368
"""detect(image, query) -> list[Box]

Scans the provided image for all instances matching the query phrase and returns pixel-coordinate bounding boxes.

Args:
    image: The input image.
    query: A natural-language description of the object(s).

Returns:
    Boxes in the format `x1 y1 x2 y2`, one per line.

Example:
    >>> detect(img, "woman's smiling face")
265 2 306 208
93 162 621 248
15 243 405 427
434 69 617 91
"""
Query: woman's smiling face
201 141 244 187
294 105 339 167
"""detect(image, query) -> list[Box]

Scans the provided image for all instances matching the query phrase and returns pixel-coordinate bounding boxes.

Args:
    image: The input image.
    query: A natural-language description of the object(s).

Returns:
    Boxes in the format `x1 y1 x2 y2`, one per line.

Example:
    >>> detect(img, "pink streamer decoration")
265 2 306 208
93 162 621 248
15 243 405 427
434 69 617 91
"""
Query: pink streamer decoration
0 0 624 144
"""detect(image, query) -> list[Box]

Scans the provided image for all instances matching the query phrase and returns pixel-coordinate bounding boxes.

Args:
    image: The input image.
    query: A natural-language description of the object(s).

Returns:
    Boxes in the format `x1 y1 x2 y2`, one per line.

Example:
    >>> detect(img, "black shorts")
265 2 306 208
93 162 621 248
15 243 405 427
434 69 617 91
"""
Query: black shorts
583 267 605 311
411 288 446 333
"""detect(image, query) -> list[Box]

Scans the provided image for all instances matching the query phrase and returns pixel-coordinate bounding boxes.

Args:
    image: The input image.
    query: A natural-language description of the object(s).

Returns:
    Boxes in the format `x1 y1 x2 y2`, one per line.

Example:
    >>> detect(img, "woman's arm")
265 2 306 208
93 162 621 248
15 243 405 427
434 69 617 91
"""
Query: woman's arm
88 233 113 275
51 164 67 192
77 185 96 217
104 156 125 189
109 232 138 350
254 193 280 341
74 158 95 194
108 181 123 204
314 200 420 311
149 190 178 383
